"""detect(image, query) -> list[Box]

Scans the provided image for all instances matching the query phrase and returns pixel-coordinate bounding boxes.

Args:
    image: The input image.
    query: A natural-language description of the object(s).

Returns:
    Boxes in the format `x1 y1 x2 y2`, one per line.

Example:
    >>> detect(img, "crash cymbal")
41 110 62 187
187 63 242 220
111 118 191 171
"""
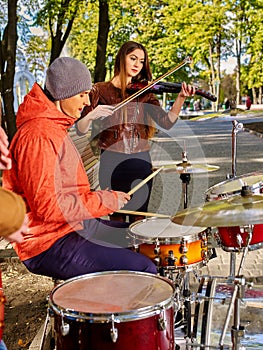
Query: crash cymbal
172 193 263 227
152 160 220 174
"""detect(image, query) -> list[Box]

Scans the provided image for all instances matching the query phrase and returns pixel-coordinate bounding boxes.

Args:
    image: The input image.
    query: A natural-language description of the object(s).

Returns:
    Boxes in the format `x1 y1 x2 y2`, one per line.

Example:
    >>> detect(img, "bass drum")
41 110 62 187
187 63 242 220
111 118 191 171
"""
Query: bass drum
49 271 175 350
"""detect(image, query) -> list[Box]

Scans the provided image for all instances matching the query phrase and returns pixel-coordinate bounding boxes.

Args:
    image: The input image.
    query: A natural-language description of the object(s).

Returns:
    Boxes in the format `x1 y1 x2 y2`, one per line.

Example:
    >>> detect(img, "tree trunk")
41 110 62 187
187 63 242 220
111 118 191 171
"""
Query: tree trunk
48 1 79 66
209 44 217 112
252 87 257 104
259 86 262 105
49 17 76 65
94 0 110 83
215 33 221 112
0 0 17 141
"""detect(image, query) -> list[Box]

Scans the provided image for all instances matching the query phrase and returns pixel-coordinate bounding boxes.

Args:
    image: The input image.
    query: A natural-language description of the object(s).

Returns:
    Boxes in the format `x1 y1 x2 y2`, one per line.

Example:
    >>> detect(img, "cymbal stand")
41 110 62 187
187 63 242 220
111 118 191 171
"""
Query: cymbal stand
231 120 243 178
219 226 253 350
228 120 244 279
179 151 191 209
177 152 193 337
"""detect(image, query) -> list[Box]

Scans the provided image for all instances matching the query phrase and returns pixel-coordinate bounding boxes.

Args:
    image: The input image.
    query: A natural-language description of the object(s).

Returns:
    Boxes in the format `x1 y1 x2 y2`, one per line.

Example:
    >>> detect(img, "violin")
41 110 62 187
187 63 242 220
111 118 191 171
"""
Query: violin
114 56 193 111
127 81 217 102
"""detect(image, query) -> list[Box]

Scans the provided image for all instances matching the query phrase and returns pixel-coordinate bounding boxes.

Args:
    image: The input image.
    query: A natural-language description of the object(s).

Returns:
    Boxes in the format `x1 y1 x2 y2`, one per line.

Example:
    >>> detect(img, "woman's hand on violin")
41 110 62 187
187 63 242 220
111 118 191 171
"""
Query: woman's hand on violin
168 82 196 123
178 82 196 98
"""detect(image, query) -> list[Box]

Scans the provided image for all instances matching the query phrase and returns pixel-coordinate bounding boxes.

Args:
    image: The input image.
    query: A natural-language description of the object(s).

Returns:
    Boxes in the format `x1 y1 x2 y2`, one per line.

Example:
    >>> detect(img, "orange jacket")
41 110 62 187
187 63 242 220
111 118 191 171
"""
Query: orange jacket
3 83 119 261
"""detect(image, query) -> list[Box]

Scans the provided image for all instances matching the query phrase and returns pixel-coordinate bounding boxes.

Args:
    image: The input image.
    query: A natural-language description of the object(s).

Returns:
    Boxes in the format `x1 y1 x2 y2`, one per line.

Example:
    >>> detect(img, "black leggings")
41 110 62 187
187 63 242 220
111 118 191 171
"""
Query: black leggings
99 150 153 213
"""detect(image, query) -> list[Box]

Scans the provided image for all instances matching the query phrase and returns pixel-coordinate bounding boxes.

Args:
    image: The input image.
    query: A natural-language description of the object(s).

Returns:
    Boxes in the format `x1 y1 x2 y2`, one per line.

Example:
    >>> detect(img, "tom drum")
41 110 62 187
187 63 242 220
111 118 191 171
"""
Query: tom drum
49 271 175 350
129 217 208 270
205 172 263 251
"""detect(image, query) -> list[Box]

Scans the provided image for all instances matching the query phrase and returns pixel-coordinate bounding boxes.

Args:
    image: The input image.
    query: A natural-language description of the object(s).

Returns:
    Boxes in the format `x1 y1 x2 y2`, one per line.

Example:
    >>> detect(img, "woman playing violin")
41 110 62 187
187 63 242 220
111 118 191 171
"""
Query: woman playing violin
77 41 195 222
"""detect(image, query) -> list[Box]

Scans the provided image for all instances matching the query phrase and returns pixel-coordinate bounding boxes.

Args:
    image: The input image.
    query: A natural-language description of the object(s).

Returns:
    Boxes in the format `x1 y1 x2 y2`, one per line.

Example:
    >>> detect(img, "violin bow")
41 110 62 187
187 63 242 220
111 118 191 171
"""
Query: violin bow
113 56 193 112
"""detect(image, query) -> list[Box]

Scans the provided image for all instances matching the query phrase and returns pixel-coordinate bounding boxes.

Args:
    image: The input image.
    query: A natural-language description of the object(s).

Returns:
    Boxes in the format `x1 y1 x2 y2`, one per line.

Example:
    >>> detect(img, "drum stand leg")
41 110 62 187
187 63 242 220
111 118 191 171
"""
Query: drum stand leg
172 269 192 338
219 228 253 350
39 311 52 350
182 271 192 338
229 252 236 279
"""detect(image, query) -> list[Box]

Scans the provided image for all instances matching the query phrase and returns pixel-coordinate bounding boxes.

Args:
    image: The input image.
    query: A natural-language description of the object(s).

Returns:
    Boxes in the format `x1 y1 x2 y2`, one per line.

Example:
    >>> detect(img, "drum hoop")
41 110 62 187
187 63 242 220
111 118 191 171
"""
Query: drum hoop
128 231 203 243
50 298 174 323
129 218 205 243
221 241 263 253
49 270 175 323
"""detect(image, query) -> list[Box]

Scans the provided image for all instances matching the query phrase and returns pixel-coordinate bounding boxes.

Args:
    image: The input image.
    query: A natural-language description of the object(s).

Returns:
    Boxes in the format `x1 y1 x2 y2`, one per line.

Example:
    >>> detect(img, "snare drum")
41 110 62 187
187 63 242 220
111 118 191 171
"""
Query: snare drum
129 218 208 270
49 271 175 350
206 172 263 251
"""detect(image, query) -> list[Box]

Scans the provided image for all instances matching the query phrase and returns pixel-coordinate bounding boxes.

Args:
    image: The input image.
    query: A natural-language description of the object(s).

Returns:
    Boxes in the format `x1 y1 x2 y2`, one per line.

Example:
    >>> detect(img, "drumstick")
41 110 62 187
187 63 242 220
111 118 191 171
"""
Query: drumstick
116 209 170 218
127 166 164 196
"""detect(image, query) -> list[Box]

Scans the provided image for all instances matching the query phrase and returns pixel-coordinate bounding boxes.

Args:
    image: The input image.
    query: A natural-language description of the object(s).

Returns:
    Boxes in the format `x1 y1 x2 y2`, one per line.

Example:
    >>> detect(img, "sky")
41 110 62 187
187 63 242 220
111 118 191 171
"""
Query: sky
221 56 236 74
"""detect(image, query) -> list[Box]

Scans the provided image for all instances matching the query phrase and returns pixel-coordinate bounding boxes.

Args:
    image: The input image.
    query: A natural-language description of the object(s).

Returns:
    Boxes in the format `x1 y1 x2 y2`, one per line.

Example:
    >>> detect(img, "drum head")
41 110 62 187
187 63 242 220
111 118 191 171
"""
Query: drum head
206 172 263 200
50 271 174 321
129 217 206 242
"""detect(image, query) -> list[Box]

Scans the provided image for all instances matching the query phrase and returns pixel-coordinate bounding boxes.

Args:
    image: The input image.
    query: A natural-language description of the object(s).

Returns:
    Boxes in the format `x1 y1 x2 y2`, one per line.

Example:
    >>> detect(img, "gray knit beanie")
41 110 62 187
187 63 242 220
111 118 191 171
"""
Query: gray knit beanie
45 57 92 101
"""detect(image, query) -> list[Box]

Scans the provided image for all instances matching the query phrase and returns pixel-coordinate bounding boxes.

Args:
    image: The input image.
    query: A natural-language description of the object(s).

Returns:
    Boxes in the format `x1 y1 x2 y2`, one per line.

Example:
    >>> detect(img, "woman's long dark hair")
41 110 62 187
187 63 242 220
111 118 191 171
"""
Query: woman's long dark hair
113 41 152 99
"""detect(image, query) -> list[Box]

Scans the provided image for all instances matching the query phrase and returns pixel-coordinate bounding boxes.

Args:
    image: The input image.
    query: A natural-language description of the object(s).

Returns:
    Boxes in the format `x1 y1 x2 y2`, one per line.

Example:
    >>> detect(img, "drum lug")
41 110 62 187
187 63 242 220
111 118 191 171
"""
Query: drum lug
200 232 208 248
154 255 161 266
60 312 70 337
179 239 188 254
201 239 208 248
180 255 188 265
165 250 177 266
236 233 243 247
154 241 161 266
158 308 167 331
201 249 208 260
110 314 119 343
213 228 222 246
154 240 160 255
132 244 139 253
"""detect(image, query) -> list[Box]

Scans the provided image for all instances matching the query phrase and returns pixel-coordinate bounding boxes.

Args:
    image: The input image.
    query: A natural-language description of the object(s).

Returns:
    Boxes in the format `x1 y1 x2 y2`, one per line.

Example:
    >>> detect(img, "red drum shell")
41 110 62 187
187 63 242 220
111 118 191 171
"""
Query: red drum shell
54 309 174 350
49 271 175 350
216 225 263 250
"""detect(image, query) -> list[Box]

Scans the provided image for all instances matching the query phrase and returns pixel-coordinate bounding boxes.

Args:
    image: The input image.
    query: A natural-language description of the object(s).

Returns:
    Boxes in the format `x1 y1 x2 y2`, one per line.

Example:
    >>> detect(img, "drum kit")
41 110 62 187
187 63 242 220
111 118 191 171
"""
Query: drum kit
42 121 262 350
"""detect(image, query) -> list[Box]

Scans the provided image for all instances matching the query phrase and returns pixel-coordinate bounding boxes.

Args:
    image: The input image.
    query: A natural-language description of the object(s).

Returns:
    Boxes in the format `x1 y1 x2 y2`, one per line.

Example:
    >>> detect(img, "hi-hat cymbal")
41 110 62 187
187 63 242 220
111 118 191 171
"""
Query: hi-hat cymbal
206 172 263 200
152 160 220 174
172 194 263 227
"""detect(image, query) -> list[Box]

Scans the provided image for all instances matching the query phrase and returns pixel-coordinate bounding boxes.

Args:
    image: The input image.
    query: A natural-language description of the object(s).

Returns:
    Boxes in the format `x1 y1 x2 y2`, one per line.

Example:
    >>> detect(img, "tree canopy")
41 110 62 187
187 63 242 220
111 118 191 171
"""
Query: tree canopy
1 0 263 138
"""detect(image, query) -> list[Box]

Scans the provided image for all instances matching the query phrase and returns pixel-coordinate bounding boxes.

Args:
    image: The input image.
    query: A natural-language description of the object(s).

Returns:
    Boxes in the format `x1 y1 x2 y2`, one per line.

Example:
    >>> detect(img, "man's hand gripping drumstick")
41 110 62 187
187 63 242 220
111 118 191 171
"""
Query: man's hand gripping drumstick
113 166 164 213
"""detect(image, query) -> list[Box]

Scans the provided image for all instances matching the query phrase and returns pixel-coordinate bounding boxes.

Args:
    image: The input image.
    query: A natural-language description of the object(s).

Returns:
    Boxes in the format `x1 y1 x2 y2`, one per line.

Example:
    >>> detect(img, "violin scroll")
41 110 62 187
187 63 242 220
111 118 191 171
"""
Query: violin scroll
184 56 193 65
